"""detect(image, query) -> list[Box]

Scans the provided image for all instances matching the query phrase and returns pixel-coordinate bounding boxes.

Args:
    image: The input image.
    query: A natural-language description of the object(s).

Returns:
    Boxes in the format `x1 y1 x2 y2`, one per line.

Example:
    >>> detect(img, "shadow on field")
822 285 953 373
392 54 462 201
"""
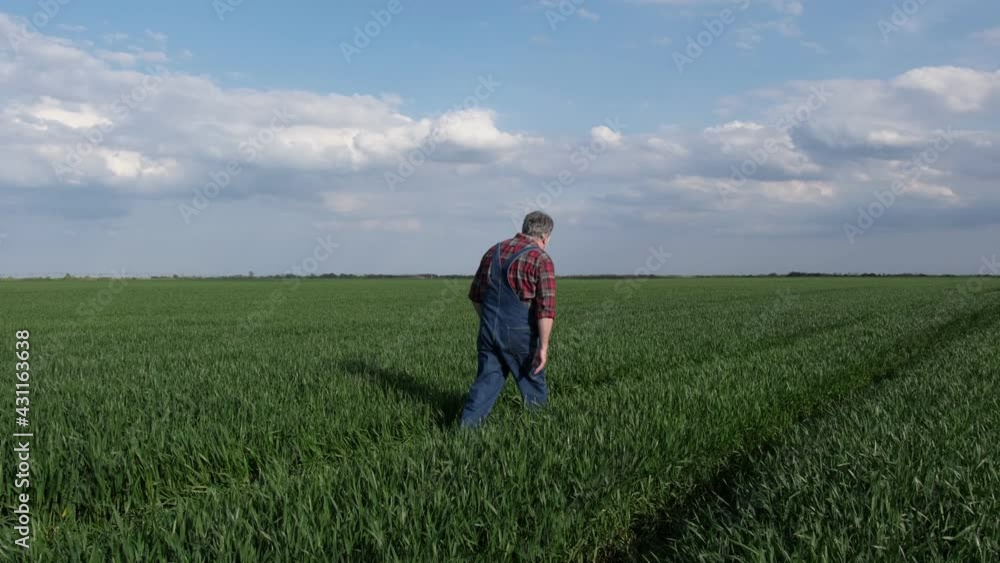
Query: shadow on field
337 358 466 429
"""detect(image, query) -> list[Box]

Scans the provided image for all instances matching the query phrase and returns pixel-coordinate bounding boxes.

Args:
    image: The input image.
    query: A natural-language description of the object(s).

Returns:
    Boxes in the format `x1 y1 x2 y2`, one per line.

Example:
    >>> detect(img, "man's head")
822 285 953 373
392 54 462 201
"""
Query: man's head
521 211 554 249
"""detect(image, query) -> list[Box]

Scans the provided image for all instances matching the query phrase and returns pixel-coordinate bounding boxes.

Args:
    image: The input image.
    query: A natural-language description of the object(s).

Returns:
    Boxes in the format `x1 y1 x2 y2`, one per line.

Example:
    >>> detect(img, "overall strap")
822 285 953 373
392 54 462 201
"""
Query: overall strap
500 244 538 291
501 245 538 272
488 243 504 284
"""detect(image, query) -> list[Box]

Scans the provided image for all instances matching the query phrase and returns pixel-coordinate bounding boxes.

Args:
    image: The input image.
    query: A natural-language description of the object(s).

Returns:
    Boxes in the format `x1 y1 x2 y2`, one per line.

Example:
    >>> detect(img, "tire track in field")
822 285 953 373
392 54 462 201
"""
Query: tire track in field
606 295 1000 562
568 312 872 394
569 286 974 395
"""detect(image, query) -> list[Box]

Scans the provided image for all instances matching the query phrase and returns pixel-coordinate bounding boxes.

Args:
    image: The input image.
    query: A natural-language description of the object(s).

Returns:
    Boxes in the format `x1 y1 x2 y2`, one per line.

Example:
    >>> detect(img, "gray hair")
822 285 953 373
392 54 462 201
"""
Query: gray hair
521 211 554 238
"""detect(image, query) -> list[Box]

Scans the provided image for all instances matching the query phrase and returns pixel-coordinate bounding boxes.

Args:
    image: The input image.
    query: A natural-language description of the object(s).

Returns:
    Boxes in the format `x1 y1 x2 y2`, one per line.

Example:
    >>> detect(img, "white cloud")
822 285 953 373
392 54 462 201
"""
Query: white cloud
646 136 689 156
863 129 924 147
24 97 112 129
1 11 999 256
100 149 178 183
894 66 1000 113
906 181 958 202
431 109 529 153
0 13 532 195
704 120 764 135
758 180 834 204
591 125 623 147
95 49 169 66
702 120 821 176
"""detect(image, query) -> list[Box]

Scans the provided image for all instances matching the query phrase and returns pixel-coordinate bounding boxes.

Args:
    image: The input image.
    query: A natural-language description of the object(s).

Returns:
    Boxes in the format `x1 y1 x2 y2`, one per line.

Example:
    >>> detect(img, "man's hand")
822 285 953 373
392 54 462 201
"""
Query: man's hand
534 317 553 374
532 345 548 374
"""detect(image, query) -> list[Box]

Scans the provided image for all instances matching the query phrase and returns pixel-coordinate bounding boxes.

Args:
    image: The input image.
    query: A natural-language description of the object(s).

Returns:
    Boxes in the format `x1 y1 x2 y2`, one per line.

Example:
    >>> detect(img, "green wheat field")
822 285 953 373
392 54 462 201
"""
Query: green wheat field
1 277 999 561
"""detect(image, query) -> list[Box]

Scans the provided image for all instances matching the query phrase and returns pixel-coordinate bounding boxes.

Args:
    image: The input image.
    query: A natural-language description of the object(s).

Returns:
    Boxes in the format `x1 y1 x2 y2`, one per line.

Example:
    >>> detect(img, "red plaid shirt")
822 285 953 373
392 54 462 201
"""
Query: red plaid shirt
469 233 556 319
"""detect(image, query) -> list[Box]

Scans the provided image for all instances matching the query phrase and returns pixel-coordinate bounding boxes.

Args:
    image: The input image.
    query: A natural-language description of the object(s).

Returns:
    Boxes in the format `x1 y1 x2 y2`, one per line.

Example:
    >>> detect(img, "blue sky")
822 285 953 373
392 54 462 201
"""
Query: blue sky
1 1 999 276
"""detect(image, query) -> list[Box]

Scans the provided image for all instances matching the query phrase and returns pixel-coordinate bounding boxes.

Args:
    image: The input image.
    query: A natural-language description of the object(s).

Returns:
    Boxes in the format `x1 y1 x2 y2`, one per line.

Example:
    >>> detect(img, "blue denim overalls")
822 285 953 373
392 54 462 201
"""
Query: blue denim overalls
459 242 549 427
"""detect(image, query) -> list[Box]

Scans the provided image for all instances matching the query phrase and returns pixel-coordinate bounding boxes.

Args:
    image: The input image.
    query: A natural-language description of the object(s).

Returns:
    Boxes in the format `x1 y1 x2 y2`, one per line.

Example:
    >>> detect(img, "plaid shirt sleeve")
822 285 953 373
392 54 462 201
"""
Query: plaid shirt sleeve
533 251 556 320
468 247 492 303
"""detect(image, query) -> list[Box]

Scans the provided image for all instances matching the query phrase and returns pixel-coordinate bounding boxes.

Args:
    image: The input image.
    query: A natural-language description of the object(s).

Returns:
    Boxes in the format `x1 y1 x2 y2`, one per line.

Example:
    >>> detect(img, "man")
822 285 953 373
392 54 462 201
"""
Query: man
459 211 556 428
